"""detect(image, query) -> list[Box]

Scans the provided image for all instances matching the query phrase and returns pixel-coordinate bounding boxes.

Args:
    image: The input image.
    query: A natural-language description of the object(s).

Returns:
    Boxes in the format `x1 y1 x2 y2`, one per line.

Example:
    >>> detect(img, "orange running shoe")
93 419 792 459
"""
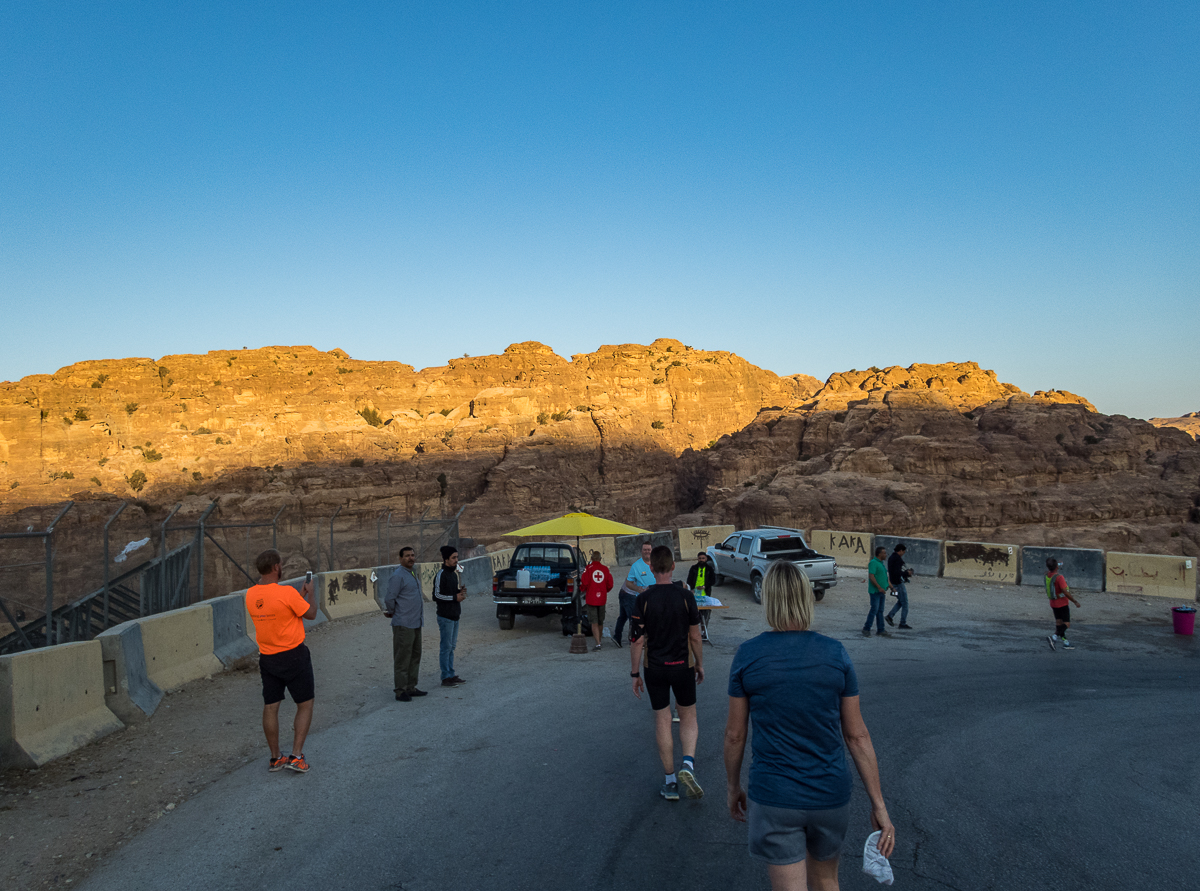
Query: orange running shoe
268 755 288 772
286 753 310 773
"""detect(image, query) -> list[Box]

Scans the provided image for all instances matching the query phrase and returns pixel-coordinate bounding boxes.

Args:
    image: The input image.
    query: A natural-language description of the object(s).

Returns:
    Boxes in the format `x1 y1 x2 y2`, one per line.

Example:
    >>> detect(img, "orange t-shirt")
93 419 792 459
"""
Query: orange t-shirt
246 582 310 655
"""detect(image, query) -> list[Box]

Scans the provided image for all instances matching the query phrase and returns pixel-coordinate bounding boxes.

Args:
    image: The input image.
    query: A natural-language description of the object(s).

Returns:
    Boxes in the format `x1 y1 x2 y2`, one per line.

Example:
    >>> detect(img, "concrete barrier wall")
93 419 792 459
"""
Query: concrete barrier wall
0 641 124 769
459 555 494 595
873 536 942 577
615 531 674 565
209 593 258 668
677 525 736 561
137 603 224 691
1021 547 1105 593
580 537 618 568
810 530 873 568
1106 552 1197 600
97 622 164 723
488 548 516 575
322 568 380 620
416 562 442 602
943 541 1020 584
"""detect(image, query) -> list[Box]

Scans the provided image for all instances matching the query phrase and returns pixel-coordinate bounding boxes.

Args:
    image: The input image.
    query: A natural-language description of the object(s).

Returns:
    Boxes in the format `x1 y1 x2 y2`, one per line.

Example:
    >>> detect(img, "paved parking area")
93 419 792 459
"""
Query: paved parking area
64 565 1200 890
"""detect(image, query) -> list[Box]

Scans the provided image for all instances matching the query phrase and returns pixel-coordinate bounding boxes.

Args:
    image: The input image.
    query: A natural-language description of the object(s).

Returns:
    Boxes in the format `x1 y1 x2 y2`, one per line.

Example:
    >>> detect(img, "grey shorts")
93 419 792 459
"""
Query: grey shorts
747 800 850 865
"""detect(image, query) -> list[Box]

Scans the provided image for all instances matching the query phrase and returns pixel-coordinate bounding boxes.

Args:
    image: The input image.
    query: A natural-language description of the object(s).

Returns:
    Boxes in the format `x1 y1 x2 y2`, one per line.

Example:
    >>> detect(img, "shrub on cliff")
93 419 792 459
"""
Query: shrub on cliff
126 470 147 492
359 407 384 428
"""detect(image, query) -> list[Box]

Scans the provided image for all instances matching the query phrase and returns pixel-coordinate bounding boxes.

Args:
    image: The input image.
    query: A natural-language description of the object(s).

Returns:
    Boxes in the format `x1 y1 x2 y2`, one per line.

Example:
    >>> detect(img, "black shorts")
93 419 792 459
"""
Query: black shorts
1052 605 1071 622
259 643 315 705
643 666 696 711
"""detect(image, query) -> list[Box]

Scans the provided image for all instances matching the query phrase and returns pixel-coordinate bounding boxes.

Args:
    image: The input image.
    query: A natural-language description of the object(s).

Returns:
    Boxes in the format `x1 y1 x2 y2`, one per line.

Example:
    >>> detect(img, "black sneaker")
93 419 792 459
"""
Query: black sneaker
885 615 894 627
898 623 913 630
861 628 871 637
659 781 679 801
876 630 889 636
396 691 412 702
410 688 428 697
441 678 463 687
612 637 623 648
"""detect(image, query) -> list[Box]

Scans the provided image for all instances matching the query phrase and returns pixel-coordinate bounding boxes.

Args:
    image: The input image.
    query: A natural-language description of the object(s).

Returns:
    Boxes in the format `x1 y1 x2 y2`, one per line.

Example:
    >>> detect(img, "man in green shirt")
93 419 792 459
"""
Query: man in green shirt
863 546 892 637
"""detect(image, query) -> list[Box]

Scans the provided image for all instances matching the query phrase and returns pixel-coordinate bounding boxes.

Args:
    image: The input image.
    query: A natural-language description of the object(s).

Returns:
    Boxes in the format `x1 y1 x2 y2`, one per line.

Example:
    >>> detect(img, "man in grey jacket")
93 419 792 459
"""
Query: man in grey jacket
384 547 427 702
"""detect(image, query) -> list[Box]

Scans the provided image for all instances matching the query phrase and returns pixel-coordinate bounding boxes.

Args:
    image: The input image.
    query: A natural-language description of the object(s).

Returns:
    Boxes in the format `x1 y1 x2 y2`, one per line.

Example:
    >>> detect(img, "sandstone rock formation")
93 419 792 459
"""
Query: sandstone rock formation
0 340 818 607
2 346 1196 624
1150 412 1200 441
675 369 1200 557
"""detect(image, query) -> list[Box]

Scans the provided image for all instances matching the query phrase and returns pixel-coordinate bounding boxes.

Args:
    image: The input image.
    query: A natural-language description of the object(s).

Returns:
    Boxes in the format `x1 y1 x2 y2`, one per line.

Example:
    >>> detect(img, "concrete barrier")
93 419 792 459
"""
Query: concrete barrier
677 525 736 561
281 575 328 630
579 537 618 567
209 593 258 668
416 562 441 602
1106 552 1197 600
97 621 164 723
488 548 516 575
0 641 124 769
136 603 224 691
810 530 873 568
459 555 494 595
616 531 674 565
322 568 380 620
873 536 942 577
1021 547 1105 593
943 541 1019 584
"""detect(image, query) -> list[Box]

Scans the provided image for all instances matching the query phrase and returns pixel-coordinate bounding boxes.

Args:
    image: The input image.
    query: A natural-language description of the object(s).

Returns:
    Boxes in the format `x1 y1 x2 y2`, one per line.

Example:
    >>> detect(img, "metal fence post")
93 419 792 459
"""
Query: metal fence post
272 505 286 550
196 501 218 603
43 502 74 645
155 503 182 615
102 501 128 628
329 506 343 572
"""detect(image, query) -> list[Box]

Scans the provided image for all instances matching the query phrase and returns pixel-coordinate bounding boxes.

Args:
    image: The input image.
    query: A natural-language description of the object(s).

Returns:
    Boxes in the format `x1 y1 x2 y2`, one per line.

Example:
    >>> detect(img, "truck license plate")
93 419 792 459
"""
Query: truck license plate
520 596 543 606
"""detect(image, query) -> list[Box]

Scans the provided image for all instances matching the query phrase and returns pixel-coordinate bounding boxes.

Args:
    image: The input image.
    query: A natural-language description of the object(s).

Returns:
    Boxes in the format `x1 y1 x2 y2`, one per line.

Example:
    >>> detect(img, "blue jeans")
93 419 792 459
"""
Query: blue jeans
864 591 886 632
436 615 459 680
613 591 637 643
887 581 909 623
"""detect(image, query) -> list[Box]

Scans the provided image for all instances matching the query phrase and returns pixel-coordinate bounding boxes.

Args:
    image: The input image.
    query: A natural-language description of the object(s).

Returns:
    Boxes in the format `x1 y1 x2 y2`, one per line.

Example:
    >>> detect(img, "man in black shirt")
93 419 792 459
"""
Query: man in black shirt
885 543 913 630
630 545 704 802
433 545 467 687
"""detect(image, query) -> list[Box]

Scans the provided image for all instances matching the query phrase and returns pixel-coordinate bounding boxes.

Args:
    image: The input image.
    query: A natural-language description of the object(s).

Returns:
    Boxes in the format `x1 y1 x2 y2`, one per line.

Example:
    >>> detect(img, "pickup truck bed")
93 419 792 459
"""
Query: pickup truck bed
492 542 585 631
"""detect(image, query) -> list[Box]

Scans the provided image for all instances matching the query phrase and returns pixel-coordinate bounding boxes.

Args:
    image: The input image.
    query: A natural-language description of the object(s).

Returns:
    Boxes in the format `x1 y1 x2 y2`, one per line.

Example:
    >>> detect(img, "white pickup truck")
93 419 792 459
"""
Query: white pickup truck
706 527 839 603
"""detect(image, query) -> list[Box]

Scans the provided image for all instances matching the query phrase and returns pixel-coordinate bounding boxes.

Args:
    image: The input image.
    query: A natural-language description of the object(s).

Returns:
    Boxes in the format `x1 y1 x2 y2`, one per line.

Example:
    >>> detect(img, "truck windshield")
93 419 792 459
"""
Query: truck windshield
513 546 575 567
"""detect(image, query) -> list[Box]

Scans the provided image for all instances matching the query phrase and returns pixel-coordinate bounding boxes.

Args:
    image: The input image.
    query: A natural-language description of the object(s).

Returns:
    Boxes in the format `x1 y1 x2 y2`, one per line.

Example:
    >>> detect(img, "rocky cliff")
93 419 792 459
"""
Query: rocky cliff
1 347 1197 618
676 365 1200 556
1150 412 1200 441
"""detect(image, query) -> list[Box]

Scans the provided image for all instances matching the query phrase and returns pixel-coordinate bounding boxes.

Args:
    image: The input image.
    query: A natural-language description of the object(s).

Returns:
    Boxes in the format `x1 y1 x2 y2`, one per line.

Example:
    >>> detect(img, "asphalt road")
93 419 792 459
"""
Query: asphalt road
78 575 1199 891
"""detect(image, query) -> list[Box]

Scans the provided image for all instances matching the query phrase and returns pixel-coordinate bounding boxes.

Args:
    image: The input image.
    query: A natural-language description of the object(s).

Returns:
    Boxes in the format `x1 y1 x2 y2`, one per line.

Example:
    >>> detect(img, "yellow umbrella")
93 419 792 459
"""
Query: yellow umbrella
505 511 650 540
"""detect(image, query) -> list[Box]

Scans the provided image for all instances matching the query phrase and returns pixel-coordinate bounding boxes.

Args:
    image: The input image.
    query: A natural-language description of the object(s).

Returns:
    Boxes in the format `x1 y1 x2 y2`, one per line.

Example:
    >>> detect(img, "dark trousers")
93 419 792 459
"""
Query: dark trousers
392 625 422 693
613 590 637 643
887 581 909 623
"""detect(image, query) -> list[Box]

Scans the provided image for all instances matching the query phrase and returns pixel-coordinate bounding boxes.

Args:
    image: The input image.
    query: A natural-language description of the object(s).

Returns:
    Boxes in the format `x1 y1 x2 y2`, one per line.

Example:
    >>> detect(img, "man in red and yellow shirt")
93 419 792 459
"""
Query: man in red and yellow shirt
580 550 614 651
246 549 317 772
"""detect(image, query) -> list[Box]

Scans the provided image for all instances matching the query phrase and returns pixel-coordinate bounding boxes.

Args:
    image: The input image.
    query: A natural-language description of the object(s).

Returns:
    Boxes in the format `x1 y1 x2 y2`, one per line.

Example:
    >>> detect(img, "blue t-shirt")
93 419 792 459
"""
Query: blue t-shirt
624 558 655 592
728 630 859 810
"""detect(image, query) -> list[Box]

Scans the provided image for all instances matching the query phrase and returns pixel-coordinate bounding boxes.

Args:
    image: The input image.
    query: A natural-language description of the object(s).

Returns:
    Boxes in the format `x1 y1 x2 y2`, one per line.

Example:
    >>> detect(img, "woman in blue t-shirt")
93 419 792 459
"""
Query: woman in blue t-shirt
724 561 895 890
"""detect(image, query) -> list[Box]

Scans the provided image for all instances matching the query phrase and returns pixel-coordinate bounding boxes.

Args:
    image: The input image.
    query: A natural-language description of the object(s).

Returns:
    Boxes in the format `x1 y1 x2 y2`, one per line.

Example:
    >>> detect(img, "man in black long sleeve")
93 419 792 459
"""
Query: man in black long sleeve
885 544 913 630
433 545 467 687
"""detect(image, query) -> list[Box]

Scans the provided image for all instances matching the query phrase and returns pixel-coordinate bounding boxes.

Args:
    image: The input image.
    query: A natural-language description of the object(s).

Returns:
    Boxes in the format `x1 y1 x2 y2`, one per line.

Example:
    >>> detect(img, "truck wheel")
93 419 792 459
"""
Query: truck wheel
497 608 515 630
813 588 825 603
751 574 763 604
714 573 725 587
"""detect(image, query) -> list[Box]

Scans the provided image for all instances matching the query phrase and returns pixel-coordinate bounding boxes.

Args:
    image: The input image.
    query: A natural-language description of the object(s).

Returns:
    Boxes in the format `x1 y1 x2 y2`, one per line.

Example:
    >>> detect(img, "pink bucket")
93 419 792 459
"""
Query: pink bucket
1172 607 1196 635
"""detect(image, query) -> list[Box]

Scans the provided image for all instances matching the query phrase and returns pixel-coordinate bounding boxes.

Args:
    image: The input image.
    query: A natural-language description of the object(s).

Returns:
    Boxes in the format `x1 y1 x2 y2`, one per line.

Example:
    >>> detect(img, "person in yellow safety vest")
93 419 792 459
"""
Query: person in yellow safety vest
686 551 715 599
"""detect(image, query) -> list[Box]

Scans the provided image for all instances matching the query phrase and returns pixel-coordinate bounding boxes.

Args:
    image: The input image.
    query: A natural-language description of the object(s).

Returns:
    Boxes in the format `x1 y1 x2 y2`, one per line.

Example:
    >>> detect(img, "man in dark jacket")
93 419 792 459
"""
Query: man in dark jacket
433 545 467 687
685 551 716 598
885 544 913 630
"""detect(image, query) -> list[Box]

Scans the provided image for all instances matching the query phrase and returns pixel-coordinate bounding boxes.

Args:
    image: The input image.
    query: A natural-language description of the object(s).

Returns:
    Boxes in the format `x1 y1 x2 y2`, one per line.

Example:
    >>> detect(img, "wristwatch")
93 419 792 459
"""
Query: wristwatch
630 672 640 678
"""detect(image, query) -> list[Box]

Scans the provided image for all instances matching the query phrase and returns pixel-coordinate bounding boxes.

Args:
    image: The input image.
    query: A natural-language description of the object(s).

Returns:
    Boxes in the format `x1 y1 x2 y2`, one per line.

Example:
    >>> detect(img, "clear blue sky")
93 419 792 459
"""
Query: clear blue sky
2 2 1197 418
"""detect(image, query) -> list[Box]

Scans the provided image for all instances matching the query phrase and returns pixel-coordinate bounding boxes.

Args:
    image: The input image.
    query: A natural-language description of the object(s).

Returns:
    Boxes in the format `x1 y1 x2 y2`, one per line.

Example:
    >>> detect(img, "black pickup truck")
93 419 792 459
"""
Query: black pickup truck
492 542 586 631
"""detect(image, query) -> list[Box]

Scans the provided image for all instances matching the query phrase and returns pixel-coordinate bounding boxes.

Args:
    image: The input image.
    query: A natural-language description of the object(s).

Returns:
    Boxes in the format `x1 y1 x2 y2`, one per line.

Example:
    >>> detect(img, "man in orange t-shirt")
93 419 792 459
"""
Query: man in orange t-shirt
246 549 317 773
